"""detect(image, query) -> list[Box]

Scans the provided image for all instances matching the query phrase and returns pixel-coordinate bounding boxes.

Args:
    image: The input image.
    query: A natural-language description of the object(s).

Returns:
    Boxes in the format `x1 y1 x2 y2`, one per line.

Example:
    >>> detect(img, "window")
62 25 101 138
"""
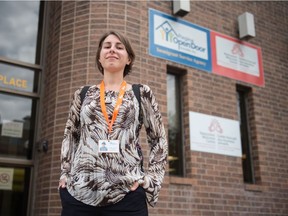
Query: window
167 71 184 176
0 63 37 93
0 1 43 161
237 85 255 184
0 1 41 64
0 93 36 159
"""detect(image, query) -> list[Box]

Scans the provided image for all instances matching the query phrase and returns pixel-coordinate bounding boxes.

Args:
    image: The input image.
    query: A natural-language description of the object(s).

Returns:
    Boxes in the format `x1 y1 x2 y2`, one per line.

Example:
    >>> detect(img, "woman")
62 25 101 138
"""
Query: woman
59 31 168 216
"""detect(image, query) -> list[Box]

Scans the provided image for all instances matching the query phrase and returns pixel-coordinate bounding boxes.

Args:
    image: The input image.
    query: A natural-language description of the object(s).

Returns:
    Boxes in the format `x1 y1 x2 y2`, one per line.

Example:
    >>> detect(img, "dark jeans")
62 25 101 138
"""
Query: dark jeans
59 187 148 216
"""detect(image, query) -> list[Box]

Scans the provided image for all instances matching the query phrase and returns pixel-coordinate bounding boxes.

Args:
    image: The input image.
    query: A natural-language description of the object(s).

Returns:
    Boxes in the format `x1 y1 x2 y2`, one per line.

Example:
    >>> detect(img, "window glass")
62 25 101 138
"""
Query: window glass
237 86 255 183
0 1 40 64
0 167 30 216
0 93 35 159
167 73 184 176
0 63 35 93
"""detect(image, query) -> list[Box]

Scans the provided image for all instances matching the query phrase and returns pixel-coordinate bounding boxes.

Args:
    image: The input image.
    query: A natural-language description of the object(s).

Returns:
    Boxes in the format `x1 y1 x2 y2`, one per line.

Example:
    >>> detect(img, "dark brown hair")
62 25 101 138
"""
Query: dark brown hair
96 31 135 77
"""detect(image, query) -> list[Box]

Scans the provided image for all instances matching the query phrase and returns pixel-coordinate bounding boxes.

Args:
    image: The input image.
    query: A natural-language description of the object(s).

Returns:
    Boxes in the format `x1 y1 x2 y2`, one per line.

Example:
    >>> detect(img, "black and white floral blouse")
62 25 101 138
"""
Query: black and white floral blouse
60 84 168 207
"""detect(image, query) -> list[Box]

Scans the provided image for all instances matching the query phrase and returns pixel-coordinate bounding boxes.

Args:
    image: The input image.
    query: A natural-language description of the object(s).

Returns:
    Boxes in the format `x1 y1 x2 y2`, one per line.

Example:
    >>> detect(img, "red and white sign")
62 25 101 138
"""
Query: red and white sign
211 31 264 86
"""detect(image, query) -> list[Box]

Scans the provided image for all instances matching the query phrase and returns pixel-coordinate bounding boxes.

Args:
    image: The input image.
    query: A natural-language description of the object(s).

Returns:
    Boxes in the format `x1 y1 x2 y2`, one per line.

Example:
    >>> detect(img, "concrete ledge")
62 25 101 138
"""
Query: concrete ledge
244 184 264 192
169 176 196 185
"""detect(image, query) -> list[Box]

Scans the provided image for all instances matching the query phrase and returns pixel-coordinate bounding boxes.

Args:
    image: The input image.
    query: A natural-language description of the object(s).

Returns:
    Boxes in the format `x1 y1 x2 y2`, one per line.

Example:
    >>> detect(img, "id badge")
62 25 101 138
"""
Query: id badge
98 140 119 153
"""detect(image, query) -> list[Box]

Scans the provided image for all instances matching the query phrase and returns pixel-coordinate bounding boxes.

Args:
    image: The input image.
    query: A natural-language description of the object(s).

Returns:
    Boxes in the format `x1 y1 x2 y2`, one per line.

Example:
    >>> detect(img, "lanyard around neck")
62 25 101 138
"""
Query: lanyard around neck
100 80 126 133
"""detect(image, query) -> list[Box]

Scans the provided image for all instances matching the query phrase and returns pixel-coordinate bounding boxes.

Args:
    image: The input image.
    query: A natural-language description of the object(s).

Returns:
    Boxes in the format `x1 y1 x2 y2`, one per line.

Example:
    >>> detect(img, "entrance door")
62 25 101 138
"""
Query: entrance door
0 1 44 215
0 64 39 216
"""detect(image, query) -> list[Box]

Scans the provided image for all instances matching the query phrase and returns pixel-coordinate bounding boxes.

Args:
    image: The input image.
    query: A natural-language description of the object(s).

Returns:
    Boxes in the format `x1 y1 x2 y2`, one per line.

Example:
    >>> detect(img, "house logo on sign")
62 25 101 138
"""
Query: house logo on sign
155 20 206 53
156 21 177 43
208 119 223 133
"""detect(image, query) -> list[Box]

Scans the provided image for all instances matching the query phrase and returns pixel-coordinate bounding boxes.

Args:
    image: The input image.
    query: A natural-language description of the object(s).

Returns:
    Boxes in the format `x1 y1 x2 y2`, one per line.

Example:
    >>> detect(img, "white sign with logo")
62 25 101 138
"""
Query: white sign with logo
0 168 14 190
189 111 242 157
153 17 208 59
215 36 260 77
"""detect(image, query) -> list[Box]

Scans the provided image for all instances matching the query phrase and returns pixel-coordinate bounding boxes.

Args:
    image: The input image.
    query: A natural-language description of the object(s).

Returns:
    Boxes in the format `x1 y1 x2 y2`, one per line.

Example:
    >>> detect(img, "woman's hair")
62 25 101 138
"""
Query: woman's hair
96 31 135 77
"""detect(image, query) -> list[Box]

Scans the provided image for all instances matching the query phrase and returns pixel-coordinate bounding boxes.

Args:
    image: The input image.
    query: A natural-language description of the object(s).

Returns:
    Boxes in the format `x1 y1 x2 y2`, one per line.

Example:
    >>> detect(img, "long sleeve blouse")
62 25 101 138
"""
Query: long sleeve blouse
60 84 168 207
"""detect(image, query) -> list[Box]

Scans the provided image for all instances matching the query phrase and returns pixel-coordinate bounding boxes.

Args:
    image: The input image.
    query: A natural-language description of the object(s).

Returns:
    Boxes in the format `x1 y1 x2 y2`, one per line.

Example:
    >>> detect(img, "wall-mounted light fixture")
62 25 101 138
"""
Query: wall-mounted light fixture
238 12 256 39
173 0 190 17
37 139 49 153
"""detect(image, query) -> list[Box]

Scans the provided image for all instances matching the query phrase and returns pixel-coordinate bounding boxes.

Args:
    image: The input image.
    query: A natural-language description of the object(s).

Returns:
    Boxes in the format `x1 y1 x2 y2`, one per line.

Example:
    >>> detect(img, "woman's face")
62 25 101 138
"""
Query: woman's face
98 34 131 74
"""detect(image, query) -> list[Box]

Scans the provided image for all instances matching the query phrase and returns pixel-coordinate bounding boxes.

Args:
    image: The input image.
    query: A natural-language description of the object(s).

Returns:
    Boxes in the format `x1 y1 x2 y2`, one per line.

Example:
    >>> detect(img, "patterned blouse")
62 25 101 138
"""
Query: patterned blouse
60 84 168 207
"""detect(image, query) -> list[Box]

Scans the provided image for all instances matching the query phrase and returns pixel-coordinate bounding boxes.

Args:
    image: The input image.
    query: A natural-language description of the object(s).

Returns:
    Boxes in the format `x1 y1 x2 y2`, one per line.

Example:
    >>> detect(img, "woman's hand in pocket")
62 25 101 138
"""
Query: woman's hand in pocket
58 177 67 189
130 181 139 191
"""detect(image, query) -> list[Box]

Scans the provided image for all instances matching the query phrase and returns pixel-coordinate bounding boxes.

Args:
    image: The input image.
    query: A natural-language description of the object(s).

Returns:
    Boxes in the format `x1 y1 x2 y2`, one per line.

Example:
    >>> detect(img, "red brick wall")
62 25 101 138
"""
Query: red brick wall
33 1 288 215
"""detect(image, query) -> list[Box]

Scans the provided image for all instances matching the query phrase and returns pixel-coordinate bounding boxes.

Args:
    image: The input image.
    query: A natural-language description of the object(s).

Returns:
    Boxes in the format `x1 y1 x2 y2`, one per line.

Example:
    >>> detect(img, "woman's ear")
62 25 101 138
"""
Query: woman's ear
127 58 131 65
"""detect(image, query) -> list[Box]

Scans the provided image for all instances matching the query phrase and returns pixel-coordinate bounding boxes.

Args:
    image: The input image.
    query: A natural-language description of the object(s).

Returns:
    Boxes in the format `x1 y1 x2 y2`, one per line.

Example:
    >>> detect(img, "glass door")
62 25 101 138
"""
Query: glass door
0 67 39 216
0 1 44 215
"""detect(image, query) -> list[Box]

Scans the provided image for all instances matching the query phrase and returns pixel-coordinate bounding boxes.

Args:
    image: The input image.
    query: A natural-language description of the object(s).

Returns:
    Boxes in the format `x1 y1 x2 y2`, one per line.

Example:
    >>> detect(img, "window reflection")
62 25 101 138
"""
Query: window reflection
0 93 35 159
237 85 255 184
0 1 40 64
167 73 184 176
0 63 35 93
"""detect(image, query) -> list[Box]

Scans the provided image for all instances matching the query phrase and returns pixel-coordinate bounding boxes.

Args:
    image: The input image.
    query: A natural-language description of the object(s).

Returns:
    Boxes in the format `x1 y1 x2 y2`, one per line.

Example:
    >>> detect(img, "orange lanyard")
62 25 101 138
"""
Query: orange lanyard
100 80 126 134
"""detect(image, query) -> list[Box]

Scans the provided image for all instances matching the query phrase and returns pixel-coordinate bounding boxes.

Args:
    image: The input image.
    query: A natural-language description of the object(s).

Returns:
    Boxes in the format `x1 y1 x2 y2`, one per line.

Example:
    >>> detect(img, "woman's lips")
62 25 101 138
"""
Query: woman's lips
107 55 118 59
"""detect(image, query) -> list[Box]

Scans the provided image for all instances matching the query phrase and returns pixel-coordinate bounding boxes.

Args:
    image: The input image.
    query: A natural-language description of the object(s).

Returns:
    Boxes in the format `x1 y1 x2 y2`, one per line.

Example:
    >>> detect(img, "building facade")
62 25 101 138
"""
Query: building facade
0 1 287 216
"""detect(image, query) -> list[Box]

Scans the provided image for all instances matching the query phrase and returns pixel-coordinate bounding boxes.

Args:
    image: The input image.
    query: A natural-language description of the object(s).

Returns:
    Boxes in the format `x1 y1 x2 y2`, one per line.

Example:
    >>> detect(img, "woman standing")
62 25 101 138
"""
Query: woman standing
58 31 168 216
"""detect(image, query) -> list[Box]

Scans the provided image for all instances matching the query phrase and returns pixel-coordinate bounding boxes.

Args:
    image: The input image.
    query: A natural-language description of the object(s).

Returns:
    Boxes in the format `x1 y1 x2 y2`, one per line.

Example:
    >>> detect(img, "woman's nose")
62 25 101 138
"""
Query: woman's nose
109 46 115 53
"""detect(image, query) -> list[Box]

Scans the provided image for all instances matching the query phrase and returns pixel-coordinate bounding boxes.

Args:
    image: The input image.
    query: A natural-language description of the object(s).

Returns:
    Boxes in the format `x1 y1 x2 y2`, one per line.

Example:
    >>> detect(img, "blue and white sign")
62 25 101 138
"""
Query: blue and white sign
149 8 212 72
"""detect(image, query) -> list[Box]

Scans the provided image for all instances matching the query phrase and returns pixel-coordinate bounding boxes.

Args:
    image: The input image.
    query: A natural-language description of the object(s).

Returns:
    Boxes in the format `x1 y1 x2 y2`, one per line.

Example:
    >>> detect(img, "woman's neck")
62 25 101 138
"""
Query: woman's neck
103 73 124 91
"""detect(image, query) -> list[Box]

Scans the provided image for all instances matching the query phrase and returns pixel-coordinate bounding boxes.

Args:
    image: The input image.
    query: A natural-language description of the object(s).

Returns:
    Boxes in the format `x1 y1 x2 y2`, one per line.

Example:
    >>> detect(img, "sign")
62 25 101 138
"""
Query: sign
211 31 264 86
149 9 264 87
189 111 242 157
149 8 212 72
0 73 28 89
0 168 14 190
1 120 23 138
